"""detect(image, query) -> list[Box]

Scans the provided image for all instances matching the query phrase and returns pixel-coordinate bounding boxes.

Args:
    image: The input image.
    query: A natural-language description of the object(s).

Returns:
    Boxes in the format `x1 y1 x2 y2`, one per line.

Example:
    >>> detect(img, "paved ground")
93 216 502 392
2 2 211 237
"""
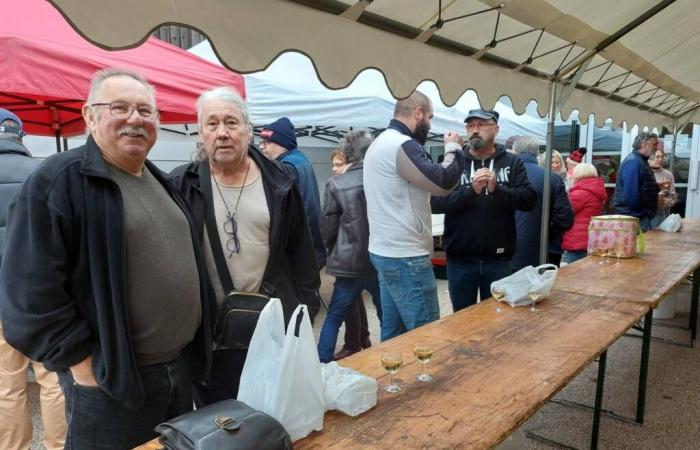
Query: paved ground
29 273 700 449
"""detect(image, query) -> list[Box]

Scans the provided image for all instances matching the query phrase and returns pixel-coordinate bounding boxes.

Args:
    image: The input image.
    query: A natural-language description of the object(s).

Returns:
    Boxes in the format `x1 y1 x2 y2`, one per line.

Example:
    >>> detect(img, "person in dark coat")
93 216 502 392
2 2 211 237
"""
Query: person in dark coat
511 136 573 270
259 117 327 269
613 132 660 231
562 163 608 264
0 68 213 450
317 130 381 363
170 87 321 405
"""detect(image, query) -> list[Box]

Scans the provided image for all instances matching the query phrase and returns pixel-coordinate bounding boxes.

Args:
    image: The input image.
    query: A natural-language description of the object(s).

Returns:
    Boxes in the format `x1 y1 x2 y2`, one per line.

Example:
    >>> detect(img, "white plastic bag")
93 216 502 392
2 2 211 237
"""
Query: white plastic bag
490 264 558 307
658 213 682 232
238 299 325 441
321 362 377 417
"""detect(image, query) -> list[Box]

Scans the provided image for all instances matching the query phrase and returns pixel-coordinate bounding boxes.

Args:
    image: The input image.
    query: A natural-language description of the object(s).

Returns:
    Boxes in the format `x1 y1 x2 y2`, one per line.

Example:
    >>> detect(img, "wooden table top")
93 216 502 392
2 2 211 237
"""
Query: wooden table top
553 220 700 308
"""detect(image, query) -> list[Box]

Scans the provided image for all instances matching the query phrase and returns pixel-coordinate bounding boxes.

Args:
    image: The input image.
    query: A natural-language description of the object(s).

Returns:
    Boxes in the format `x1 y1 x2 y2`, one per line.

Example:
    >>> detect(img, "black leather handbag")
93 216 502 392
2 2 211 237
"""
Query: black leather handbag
201 165 270 349
155 399 293 450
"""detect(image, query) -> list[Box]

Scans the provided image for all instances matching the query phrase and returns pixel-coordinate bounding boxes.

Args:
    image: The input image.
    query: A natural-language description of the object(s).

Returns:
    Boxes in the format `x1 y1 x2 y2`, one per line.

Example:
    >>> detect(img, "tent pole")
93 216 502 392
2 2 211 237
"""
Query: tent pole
539 80 557 265
55 129 61 153
669 119 678 173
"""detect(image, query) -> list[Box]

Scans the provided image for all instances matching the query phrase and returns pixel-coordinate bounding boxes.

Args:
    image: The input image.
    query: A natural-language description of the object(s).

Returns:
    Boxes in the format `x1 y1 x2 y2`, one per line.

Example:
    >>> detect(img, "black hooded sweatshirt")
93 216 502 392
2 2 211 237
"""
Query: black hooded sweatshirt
431 144 537 259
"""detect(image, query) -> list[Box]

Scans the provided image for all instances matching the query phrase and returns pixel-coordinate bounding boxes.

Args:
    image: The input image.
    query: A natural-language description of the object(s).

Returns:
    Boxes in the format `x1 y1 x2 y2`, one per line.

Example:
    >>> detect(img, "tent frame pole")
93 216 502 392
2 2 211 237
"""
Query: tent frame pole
539 80 558 265
669 119 678 173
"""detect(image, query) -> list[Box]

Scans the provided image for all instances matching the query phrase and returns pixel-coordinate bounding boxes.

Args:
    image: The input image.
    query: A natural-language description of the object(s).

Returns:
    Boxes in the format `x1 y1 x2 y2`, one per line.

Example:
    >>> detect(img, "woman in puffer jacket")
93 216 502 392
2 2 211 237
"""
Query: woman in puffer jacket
562 163 608 264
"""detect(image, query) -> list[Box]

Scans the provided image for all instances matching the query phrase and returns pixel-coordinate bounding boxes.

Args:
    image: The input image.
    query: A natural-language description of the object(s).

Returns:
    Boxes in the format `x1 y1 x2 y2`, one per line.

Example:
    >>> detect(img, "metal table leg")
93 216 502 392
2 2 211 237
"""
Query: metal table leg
591 350 607 450
636 310 653 424
690 269 699 344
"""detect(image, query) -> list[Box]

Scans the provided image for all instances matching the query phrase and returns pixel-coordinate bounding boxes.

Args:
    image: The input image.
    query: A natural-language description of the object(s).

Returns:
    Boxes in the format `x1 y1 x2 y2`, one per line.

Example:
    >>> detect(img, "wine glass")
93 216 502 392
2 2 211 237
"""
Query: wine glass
614 240 625 265
413 345 433 382
527 289 542 312
381 353 403 393
492 287 506 313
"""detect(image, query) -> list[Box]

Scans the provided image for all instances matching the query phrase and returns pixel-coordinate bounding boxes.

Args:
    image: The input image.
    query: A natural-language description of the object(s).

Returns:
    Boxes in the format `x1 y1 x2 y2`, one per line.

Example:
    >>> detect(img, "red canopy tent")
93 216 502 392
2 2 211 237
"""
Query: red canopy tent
0 0 245 142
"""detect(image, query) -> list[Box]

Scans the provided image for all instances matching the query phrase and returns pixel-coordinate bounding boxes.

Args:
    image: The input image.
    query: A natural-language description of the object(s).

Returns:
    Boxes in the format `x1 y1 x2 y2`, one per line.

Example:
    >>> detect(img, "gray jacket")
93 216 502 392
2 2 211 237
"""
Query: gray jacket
321 162 374 277
0 143 41 263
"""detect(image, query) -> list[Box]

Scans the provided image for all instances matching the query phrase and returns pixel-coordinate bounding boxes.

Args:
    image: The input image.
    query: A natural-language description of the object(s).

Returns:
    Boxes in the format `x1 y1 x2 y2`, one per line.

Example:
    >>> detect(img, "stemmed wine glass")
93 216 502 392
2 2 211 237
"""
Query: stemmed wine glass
614 240 625 265
492 287 506 313
381 353 403 393
413 345 434 382
527 288 542 312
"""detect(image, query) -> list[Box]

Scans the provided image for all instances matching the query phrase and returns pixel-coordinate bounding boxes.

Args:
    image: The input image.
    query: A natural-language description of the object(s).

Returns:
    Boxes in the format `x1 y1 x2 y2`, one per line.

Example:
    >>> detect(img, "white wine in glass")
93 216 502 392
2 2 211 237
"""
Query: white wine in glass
614 241 625 265
381 353 403 393
527 290 542 312
492 288 506 313
413 345 433 382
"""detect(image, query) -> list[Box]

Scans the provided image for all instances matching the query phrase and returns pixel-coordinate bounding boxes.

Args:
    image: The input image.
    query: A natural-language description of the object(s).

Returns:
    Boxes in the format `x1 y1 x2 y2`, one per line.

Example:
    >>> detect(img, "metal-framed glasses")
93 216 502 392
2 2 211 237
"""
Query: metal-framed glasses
91 101 160 120
466 121 497 131
223 213 241 257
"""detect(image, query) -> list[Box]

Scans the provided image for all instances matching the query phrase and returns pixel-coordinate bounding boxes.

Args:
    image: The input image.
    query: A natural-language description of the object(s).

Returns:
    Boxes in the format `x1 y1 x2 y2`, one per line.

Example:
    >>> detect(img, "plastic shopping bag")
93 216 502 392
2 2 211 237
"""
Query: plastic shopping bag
321 362 377 417
238 299 325 441
490 264 558 307
658 213 682 232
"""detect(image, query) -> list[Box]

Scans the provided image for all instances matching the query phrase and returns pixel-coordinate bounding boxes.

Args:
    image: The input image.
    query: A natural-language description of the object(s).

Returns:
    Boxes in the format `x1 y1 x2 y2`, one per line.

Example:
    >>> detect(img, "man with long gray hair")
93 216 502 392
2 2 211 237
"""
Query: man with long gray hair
0 68 213 449
170 86 321 404
318 130 381 363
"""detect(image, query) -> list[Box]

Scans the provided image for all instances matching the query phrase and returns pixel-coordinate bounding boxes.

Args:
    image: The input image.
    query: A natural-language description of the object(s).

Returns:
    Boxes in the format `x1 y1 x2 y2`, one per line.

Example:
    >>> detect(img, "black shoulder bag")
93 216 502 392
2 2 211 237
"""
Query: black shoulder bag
200 164 270 349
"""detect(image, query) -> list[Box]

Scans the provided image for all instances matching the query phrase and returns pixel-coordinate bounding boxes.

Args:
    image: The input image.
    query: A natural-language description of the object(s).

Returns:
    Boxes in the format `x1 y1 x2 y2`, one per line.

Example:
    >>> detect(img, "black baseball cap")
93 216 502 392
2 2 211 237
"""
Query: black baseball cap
464 109 499 123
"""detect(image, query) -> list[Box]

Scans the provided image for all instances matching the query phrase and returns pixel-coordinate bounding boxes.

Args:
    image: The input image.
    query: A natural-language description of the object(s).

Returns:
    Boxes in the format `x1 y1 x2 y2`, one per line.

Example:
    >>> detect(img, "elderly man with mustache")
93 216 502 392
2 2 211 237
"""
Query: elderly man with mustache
431 109 536 312
0 68 213 449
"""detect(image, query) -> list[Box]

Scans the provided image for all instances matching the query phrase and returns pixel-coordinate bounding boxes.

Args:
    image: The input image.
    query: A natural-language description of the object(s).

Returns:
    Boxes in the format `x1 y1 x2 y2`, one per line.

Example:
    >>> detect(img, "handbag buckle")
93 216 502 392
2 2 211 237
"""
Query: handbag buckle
215 416 235 428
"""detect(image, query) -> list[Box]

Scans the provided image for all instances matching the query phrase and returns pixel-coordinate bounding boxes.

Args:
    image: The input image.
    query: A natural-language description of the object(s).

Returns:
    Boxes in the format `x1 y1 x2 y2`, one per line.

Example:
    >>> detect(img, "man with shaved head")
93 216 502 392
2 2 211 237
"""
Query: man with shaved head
0 68 212 449
364 91 465 341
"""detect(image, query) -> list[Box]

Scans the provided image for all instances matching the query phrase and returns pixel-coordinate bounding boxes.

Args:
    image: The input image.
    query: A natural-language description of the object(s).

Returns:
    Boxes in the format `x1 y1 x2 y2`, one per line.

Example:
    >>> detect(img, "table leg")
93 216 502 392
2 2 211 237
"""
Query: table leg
690 269 699 344
591 350 607 450
636 310 653 424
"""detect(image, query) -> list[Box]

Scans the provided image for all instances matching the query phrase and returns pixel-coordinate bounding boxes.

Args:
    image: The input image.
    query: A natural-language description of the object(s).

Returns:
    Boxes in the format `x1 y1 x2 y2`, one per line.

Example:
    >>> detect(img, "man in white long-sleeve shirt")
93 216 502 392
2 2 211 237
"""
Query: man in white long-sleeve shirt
364 91 465 341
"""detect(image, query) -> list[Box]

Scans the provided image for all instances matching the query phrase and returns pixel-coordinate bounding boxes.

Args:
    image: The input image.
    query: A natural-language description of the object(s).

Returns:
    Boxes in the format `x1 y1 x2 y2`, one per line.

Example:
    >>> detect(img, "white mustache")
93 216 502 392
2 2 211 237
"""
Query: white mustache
118 126 148 138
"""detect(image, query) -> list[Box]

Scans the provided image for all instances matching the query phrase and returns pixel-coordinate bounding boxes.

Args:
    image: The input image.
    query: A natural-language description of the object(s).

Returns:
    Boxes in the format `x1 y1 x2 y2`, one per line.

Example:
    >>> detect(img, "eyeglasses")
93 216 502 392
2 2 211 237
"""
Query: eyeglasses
466 121 497 131
91 102 160 120
223 214 241 257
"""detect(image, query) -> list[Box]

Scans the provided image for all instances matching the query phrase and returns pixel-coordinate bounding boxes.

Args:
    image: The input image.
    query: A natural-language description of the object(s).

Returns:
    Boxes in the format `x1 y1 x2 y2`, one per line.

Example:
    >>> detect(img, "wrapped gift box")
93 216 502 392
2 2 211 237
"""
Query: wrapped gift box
587 215 639 258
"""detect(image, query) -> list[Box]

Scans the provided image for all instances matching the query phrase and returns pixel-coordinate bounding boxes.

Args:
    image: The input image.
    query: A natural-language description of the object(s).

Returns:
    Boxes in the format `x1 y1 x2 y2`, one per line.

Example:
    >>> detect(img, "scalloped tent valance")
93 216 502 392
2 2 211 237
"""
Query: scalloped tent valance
47 0 700 129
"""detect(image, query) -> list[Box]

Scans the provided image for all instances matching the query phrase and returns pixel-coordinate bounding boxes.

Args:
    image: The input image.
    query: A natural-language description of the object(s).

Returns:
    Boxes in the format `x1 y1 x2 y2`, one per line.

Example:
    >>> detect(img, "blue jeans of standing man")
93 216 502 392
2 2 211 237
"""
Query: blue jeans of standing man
447 255 512 312
317 275 381 363
370 253 439 342
57 350 193 450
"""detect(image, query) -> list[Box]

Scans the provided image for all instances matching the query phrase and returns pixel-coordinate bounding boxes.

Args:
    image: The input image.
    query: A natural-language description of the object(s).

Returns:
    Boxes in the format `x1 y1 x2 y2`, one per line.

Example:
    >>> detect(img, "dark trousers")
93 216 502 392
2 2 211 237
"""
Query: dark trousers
57 351 193 450
194 348 247 407
446 255 512 312
342 297 371 352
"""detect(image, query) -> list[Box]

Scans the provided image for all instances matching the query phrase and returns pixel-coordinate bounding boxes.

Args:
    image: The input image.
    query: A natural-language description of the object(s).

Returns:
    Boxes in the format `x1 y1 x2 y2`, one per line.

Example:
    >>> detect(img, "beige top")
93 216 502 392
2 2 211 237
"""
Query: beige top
209 173 270 295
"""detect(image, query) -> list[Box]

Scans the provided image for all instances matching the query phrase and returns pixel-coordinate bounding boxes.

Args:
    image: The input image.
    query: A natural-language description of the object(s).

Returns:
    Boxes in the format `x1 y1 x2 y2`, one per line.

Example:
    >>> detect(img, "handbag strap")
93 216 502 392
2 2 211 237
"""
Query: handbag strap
199 162 235 293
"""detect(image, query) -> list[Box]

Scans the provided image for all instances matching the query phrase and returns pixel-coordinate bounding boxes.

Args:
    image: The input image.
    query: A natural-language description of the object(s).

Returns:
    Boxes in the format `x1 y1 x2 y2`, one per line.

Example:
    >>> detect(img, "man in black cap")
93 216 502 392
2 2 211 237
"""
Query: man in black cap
260 117 326 269
0 110 68 450
431 109 536 312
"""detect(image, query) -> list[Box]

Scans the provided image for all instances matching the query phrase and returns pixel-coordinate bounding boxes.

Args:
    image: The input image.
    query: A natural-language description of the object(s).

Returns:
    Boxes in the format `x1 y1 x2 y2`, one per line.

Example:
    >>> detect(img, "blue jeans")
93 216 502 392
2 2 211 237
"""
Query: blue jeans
370 253 439 342
563 250 587 264
317 275 381 363
57 351 193 450
446 255 512 312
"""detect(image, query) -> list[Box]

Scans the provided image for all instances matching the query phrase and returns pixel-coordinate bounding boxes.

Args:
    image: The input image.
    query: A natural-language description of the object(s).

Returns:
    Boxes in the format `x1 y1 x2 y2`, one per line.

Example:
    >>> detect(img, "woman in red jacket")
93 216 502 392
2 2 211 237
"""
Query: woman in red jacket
562 163 608 264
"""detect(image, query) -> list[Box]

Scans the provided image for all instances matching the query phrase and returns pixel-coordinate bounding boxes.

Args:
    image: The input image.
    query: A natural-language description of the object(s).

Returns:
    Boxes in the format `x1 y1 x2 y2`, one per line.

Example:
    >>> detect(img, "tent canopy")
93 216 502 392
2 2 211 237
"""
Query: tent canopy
0 0 245 137
46 0 700 129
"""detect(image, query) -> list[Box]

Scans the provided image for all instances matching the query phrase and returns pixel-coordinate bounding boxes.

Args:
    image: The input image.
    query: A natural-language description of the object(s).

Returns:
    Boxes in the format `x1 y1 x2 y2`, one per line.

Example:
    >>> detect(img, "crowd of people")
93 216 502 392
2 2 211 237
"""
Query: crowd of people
0 67 679 449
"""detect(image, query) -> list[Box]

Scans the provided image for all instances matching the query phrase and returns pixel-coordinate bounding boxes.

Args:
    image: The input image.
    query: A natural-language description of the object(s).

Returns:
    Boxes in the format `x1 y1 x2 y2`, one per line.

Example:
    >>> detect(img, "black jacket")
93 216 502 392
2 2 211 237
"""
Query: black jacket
0 143 41 263
431 144 537 259
169 147 321 324
0 136 213 409
321 162 374 278
512 153 573 270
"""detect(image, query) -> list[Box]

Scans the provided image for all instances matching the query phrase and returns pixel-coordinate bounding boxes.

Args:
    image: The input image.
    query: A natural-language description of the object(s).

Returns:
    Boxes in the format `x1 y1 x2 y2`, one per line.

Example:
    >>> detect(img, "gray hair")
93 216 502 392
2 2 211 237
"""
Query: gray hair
340 130 373 164
394 91 431 118
633 132 658 150
196 87 251 129
87 68 156 105
512 136 540 156
572 163 598 181
193 87 251 161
